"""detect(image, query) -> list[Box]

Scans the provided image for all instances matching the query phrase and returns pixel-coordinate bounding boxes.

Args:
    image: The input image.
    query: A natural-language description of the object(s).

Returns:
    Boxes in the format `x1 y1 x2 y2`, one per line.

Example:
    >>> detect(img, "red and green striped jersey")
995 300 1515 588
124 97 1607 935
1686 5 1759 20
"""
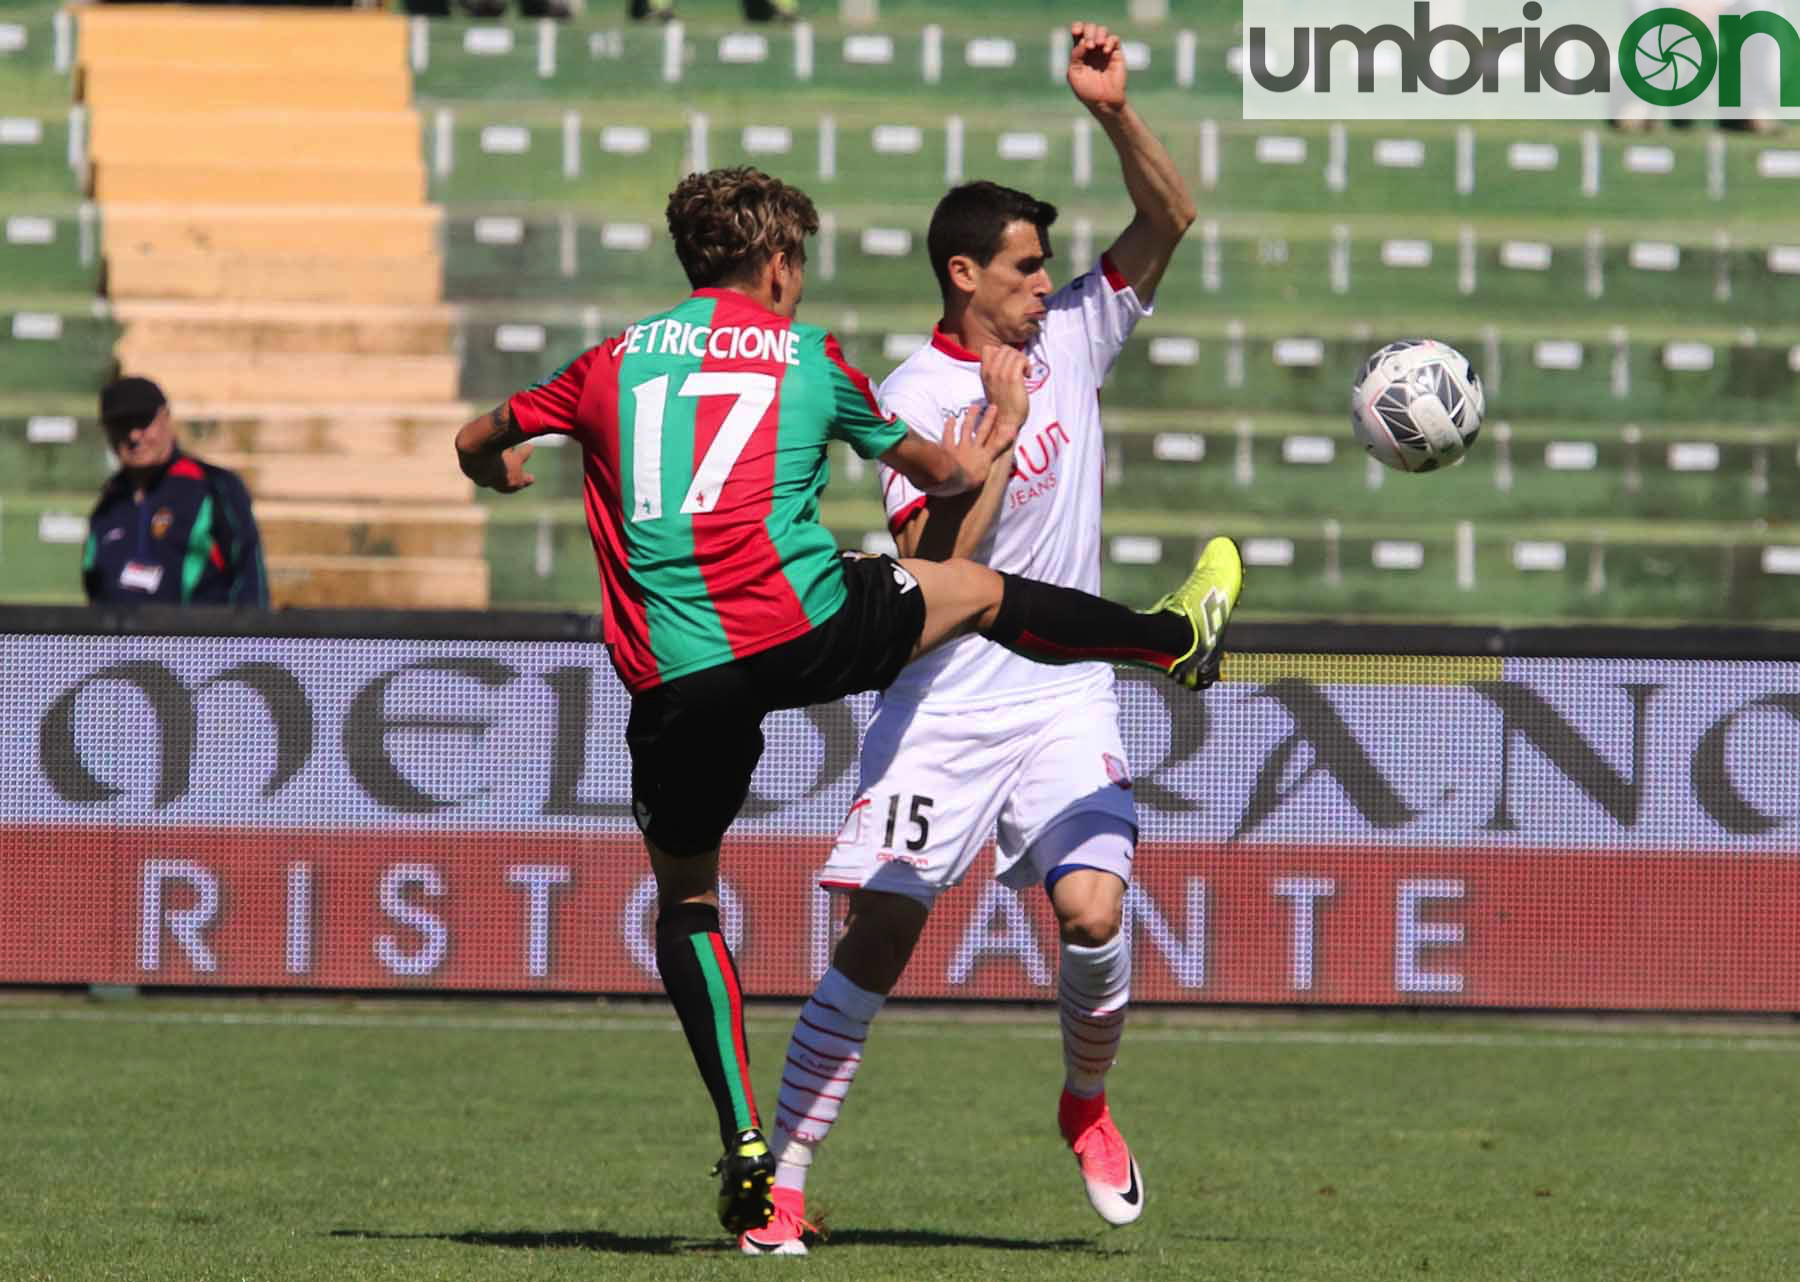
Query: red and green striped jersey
507 288 907 693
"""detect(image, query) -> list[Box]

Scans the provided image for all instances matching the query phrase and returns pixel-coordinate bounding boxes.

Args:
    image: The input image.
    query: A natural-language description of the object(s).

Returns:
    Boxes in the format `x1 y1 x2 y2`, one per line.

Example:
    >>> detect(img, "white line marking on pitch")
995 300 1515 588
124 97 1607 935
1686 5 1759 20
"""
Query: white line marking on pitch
4 1007 1799 1054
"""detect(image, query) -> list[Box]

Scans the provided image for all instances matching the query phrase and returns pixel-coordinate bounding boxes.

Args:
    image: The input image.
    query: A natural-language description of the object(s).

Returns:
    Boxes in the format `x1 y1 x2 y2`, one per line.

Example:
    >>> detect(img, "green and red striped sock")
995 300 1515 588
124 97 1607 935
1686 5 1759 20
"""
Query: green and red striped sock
655 901 760 1148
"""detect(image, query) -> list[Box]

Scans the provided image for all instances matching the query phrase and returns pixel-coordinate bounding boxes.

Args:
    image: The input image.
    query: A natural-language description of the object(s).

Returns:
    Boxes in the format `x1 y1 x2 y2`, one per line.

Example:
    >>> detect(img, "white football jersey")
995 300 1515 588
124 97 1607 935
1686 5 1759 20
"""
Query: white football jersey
877 254 1150 710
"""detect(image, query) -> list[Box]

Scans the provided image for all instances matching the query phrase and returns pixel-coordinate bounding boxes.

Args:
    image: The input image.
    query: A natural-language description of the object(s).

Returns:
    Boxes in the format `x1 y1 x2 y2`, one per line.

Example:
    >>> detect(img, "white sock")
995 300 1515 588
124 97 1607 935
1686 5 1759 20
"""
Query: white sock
1059 930 1131 1098
770 967 886 1196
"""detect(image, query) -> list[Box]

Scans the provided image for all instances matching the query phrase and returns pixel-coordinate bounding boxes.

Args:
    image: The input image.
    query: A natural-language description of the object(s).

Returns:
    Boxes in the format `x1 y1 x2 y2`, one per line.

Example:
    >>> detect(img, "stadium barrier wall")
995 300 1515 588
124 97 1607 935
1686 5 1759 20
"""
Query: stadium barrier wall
5 606 1800 1013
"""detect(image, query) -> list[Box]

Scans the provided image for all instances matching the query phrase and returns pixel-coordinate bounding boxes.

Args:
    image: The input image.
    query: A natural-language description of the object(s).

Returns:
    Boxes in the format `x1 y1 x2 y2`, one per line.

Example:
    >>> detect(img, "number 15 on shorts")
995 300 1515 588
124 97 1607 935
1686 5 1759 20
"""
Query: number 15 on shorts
840 793 934 852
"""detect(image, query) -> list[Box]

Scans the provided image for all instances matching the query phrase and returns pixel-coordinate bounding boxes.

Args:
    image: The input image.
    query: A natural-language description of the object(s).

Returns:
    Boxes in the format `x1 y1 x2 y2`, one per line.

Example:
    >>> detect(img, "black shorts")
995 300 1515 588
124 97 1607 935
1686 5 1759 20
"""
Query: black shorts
626 552 927 856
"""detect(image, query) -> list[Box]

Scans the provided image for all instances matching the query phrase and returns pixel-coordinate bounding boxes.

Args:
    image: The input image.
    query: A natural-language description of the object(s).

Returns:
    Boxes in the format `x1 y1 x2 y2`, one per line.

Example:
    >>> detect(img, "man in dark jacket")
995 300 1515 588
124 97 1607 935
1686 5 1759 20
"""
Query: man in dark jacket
83 376 268 608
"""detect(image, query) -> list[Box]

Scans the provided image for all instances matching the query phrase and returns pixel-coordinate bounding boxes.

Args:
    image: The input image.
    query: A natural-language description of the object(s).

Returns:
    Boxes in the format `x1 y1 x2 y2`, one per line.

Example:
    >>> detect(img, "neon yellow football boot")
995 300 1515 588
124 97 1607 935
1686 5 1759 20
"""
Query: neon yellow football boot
1145 535 1243 690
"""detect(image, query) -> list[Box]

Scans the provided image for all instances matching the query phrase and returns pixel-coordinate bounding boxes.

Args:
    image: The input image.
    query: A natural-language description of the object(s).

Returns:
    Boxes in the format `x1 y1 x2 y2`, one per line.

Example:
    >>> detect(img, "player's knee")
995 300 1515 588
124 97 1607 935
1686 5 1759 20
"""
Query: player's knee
1058 902 1123 948
944 559 1004 631
1043 829 1133 945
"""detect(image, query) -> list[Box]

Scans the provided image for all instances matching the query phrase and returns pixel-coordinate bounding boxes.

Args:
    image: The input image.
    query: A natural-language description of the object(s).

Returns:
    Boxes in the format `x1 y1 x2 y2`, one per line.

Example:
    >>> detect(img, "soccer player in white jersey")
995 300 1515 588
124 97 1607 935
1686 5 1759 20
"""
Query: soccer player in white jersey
740 22 1234 1255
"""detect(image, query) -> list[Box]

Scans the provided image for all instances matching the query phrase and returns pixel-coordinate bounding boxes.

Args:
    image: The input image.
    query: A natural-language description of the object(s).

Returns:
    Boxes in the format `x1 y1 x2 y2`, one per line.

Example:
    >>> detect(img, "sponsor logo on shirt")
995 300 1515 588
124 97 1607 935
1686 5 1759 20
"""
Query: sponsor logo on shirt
1103 752 1133 790
1007 419 1071 511
876 850 929 868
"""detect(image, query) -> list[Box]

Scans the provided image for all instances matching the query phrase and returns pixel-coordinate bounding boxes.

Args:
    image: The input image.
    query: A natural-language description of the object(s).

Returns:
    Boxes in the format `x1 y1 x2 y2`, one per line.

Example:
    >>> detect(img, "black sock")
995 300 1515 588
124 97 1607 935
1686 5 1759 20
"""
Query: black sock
655 902 760 1149
979 572 1196 672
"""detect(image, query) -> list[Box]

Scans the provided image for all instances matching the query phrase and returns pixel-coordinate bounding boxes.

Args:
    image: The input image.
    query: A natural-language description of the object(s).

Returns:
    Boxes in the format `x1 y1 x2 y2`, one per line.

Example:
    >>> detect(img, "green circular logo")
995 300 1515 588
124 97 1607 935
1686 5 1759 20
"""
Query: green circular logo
1620 7 1717 107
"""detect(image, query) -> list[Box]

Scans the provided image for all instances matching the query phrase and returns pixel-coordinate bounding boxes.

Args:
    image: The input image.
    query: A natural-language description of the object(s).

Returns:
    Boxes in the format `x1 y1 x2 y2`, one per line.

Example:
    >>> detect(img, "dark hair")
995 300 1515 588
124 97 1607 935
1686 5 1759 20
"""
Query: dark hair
665 167 820 289
926 181 1058 301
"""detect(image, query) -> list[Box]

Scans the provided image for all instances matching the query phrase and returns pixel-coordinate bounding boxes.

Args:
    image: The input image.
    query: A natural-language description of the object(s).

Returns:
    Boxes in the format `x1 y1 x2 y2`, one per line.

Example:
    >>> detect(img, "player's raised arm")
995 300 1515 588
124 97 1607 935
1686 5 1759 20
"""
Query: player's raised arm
455 401 537 494
1069 20 1196 304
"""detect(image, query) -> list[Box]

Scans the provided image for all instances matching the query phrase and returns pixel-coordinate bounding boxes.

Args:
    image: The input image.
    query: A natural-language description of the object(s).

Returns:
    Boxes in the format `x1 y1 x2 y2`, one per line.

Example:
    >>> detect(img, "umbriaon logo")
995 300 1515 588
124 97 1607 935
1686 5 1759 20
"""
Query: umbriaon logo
1242 1 1800 120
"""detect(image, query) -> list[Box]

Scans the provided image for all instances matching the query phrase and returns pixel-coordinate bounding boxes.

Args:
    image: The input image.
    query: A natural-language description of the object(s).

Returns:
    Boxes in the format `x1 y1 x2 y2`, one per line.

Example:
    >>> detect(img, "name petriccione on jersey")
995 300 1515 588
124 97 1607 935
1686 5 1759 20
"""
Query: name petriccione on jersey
877 254 1150 711
506 288 908 693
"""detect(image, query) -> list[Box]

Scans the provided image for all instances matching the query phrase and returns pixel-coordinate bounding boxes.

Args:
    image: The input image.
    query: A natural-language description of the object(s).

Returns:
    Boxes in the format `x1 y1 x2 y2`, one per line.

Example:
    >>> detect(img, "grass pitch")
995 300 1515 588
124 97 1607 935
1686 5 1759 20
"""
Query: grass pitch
3 994 1797 1281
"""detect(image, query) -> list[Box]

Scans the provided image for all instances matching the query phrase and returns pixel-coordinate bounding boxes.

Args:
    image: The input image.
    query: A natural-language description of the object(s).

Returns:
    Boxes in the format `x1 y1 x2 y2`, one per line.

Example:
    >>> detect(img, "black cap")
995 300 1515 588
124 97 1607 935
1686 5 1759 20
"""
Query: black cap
100 376 167 432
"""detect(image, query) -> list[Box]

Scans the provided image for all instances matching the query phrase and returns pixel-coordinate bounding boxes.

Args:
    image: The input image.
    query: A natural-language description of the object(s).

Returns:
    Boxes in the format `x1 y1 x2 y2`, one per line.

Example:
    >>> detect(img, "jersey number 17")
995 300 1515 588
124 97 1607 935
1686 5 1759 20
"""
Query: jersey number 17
629 372 776 523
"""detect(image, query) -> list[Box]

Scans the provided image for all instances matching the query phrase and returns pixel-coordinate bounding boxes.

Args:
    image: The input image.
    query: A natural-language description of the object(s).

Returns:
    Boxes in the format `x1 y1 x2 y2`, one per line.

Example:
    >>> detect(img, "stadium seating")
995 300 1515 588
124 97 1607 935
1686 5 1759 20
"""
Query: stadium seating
79 60 414 114
3 0 1798 624
70 3 483 608
75 5 407 69
104 206 444 305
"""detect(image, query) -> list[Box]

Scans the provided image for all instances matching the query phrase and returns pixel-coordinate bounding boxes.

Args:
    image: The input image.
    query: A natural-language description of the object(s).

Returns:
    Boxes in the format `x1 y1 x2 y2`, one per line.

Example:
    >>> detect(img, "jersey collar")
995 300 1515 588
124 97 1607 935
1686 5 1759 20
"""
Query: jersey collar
690 286 783 321
930 325 1027 363
929 325 981 363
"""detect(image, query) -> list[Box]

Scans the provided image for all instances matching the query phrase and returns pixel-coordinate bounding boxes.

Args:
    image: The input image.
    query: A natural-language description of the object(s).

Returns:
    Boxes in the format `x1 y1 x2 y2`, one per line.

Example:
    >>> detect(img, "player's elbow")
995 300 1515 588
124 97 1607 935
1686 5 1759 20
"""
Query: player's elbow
1157 196 1197 240
917 453 961 495
453 423 497 482
452 419 486 460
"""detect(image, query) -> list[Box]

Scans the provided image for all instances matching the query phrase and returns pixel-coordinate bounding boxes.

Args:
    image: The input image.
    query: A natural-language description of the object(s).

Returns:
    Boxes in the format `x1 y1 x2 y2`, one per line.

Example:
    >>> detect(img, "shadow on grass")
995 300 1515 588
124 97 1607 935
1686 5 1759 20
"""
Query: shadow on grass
329 1228 711 1256
331 1225 1107 1254
811 1228 1101 1252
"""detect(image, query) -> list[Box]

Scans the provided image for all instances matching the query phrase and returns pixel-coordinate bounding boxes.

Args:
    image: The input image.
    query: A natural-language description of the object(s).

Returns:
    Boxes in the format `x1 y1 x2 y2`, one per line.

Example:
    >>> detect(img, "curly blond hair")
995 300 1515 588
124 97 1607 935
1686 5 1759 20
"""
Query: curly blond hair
665 167 819 288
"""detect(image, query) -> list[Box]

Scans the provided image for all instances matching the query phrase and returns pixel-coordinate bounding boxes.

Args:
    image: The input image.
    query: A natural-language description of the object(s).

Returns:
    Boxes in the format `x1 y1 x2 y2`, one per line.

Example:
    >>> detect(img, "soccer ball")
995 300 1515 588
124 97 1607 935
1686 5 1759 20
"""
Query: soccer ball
1350 339 1485 473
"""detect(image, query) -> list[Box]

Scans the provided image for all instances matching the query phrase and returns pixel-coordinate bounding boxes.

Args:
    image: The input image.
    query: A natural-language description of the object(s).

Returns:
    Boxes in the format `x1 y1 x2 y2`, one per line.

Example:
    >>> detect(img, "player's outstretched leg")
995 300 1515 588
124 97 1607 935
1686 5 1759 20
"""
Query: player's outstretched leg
959 535 1242 688
901 539 1243 686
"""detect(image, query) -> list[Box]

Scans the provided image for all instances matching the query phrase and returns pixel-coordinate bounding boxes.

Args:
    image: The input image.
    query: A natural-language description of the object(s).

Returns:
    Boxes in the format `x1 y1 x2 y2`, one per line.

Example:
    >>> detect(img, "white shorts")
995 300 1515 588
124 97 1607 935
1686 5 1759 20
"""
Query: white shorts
819 690 1138 906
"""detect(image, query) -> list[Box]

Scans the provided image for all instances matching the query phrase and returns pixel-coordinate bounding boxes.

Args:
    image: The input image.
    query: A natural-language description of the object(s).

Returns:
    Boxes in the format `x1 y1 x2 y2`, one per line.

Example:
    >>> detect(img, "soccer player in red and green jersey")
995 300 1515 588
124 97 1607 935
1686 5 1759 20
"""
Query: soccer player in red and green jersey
454 166 1242 1239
